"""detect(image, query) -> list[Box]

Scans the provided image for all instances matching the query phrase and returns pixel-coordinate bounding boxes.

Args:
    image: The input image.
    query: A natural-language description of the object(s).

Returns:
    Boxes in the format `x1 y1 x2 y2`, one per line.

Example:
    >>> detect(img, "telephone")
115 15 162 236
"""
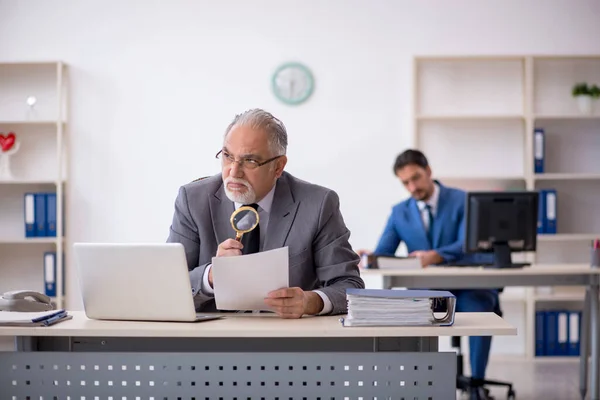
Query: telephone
0 290 55 312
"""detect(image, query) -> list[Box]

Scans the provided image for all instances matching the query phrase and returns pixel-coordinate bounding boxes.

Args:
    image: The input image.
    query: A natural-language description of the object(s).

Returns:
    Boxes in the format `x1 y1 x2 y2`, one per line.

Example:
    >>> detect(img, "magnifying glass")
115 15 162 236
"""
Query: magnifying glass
230 206 260 241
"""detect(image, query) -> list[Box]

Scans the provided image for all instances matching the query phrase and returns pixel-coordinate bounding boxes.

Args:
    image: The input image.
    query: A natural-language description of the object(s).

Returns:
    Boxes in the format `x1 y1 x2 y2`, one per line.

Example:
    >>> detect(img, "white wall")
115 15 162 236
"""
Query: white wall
1 0 600 314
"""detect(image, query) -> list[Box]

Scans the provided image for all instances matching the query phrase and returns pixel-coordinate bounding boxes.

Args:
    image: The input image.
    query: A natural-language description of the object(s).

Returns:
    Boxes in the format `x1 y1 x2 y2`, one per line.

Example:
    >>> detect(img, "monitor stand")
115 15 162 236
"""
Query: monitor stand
490 243 531 269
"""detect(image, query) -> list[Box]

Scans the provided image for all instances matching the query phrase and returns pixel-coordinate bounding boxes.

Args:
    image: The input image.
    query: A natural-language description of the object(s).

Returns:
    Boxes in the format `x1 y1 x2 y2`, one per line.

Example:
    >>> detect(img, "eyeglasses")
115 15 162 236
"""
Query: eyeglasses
215 150 283 170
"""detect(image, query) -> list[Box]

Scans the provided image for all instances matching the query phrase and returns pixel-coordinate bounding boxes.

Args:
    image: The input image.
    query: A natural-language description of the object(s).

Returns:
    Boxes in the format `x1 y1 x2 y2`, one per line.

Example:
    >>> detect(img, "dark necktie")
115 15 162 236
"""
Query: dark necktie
241 203 260 255
426 204 434 245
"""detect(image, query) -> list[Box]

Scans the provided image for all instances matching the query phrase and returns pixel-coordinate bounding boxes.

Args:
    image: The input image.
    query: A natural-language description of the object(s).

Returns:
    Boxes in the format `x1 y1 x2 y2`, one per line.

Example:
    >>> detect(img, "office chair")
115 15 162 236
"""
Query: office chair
453 303 516 400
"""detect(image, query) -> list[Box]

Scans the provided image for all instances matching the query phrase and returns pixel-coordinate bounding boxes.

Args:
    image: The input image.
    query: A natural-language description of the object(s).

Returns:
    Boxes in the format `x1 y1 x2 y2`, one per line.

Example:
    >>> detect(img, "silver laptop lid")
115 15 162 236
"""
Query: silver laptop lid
73 242 197 322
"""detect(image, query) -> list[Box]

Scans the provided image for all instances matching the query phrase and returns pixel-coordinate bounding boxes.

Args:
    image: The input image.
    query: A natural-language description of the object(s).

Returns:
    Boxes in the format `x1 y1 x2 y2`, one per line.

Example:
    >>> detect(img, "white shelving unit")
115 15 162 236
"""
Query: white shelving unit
0 62 68 310
414 55 600 360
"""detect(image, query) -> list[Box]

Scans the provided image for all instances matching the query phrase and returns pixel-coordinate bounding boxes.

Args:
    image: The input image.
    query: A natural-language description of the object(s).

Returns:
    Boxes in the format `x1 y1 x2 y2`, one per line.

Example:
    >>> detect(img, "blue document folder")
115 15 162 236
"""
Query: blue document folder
544 189 557 234
24 193 36 237
46 193 57 237
35 193 47 237
534 128 545 173
537 189 546 234
342 289 456 327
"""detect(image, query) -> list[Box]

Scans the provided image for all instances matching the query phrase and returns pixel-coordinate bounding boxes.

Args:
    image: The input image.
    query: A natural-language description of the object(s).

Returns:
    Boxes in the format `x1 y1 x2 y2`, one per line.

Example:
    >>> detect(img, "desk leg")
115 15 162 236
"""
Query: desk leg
383 276 393 290
15 336 37 351
591 280 599 400
581 289 590 400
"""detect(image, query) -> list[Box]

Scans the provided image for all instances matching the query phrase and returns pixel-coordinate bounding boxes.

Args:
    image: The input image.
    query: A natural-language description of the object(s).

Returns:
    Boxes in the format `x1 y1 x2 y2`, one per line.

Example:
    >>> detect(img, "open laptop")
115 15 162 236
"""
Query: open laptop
73 242 221 323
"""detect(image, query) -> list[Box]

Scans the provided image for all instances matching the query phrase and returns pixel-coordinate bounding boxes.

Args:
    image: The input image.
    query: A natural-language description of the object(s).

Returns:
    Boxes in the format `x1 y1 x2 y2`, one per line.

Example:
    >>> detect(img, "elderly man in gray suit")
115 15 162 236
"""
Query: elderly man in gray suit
167 108 364 318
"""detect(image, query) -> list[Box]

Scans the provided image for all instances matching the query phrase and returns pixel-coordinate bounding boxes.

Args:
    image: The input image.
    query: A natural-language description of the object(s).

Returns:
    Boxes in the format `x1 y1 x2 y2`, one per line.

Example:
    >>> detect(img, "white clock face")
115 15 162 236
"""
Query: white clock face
272 63 314 105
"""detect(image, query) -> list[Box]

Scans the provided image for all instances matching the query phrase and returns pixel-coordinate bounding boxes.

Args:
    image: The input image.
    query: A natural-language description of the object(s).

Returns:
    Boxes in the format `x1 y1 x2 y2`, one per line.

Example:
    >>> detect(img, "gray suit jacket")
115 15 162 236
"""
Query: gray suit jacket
166 171 364 314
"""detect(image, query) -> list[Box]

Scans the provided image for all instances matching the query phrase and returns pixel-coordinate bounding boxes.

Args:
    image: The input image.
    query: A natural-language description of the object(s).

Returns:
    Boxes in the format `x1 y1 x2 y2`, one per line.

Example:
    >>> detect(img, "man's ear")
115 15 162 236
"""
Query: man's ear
425 165 432 178
274 156 287 178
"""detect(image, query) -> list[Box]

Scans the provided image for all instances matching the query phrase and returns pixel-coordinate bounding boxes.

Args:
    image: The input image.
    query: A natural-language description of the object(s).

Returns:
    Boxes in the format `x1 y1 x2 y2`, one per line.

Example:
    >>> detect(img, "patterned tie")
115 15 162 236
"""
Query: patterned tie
426 204 434 246
241 203 260 254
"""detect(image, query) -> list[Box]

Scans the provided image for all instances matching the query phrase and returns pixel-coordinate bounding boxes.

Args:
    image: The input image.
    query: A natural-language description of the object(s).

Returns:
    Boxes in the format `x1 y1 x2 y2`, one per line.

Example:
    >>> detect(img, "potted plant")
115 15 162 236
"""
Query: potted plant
572 83 593 114
590 84 600 113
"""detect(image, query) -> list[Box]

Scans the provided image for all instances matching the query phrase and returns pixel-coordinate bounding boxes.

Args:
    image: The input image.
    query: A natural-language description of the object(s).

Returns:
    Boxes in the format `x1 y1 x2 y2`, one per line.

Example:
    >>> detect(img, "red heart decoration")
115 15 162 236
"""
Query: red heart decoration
0 133 16 152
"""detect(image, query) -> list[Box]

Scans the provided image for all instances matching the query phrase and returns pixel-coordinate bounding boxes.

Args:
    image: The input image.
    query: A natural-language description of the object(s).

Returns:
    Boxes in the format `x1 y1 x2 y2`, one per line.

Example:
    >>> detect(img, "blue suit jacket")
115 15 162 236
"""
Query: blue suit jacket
374 181 492 264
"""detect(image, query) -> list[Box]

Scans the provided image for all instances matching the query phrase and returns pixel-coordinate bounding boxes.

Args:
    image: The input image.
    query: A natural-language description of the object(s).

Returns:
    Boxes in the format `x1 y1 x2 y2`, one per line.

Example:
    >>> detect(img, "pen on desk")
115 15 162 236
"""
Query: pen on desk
42 313 67 326
31 310 65 323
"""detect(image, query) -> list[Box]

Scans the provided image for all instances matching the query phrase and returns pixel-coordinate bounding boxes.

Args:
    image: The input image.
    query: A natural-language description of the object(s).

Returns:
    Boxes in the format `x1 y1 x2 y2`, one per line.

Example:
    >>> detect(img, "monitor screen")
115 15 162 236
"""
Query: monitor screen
465 191 539 268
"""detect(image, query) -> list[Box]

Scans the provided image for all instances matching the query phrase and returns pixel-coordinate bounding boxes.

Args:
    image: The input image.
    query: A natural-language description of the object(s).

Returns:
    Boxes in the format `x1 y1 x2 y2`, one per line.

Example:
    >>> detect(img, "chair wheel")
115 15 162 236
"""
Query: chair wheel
507 389 516 400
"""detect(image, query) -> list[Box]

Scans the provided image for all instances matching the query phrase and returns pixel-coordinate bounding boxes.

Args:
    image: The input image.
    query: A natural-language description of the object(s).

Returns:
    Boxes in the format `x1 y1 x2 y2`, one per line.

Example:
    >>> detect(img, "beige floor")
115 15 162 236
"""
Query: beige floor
0 337 584 399
461 357 581 400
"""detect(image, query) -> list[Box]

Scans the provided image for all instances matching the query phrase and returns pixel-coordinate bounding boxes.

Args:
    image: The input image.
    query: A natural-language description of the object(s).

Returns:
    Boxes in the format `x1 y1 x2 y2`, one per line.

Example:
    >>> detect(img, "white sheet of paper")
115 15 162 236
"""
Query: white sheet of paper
0 310 63 323
212 246 289 311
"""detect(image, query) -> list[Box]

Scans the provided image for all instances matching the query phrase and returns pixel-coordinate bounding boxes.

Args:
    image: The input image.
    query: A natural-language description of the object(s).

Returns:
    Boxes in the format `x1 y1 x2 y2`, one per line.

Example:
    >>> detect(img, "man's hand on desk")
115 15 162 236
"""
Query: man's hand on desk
209 239 244 287
263 287 323 319
408 250 443 267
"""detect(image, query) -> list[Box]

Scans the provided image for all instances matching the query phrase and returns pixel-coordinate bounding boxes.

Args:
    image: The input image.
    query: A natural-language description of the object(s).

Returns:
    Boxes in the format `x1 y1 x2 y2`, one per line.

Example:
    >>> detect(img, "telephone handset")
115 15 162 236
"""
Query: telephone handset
0 290 55 312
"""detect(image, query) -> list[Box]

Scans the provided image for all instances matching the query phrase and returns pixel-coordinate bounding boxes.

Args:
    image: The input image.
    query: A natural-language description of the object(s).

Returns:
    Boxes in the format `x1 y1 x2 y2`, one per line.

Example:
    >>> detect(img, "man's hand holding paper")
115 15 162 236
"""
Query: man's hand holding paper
211 247 291 313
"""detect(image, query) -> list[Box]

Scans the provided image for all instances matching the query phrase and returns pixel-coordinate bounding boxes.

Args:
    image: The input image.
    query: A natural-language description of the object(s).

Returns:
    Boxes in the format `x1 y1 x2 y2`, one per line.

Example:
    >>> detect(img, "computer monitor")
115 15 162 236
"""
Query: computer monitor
464 191 539 268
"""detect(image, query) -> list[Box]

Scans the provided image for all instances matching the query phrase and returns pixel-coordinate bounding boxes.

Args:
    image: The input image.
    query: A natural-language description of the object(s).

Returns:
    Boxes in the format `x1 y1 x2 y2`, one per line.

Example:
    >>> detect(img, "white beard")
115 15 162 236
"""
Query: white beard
224 177 257 204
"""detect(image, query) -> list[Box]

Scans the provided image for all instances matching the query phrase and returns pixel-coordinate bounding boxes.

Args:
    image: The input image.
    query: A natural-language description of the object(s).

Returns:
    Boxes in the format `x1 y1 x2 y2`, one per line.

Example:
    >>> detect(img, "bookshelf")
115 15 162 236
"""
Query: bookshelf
0 62 68 310
414 55 600 360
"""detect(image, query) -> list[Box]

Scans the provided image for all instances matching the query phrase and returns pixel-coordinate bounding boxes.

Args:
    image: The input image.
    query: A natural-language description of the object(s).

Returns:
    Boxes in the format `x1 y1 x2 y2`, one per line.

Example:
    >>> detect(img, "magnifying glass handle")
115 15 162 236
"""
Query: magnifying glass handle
235 232 243 242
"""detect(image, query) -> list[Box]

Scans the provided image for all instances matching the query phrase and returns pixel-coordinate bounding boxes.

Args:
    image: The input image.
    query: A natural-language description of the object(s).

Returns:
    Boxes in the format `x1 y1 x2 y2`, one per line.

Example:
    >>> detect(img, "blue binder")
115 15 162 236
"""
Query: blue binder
24 193 36 237
43 251 65 297
46 193 57 237
557 310 569 355
342 289 457 327
545 311 558 355
537 189 546 234
544 189 557 234
43 251 56 297
534 128 545 173
535 311 546 356
34 193 47 237
569 311 581 356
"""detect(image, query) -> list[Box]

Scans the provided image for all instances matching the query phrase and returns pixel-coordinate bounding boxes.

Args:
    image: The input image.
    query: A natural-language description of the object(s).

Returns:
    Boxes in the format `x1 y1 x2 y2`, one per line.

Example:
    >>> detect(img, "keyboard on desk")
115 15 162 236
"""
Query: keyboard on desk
449 261 531 269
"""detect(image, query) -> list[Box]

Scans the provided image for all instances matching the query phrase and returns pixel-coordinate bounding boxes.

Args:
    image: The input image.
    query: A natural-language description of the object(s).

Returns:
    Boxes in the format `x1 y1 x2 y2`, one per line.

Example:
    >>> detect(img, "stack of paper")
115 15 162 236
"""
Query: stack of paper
0 309 71 327
342 289 456 327
375 256 421 269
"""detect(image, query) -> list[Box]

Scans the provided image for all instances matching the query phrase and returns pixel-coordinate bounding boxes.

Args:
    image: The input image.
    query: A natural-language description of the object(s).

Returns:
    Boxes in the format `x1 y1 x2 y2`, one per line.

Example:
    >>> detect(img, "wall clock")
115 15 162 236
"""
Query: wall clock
271 62 314 105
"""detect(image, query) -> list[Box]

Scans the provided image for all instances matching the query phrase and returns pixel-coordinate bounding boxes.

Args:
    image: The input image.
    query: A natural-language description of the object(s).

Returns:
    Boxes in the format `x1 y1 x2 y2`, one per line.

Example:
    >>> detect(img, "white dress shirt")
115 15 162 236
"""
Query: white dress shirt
201 183 333 314
416 182 440 231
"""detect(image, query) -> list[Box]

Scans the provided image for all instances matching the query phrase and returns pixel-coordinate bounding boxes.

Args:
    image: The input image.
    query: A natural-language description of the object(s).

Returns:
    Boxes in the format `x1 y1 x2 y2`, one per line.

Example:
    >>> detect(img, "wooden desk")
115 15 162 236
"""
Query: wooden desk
0 311 515 399
361 263 600 400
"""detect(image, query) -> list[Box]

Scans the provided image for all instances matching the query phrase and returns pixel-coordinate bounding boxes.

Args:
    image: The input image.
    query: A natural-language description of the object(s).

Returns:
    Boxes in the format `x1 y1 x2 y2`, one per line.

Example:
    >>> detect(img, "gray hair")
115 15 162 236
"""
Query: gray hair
224 108 288 156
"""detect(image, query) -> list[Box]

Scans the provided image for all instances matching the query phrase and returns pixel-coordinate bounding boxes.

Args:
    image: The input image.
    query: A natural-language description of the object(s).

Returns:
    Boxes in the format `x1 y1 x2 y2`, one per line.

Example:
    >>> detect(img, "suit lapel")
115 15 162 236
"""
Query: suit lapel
408 200 431 249
209 182 236 245
263 174 300 251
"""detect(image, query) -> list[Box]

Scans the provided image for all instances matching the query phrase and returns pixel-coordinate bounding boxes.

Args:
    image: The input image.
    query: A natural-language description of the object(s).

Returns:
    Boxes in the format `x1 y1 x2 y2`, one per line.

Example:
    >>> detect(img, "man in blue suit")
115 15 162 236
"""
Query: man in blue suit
358 149 497 399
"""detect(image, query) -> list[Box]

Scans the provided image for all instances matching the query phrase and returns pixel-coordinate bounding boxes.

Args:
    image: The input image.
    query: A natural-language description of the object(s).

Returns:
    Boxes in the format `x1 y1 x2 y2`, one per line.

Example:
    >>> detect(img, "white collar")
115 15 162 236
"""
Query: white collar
234 182 276 213
417 182 440 212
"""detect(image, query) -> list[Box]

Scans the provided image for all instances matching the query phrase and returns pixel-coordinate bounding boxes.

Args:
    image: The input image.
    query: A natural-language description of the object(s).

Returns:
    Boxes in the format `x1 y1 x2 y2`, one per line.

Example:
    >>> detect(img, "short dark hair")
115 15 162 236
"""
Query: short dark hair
393 149 429 174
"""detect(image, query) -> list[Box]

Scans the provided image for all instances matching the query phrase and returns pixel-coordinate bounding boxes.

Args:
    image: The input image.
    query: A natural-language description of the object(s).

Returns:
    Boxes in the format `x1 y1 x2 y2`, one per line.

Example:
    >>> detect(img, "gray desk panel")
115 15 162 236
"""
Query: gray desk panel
0 351 456 399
